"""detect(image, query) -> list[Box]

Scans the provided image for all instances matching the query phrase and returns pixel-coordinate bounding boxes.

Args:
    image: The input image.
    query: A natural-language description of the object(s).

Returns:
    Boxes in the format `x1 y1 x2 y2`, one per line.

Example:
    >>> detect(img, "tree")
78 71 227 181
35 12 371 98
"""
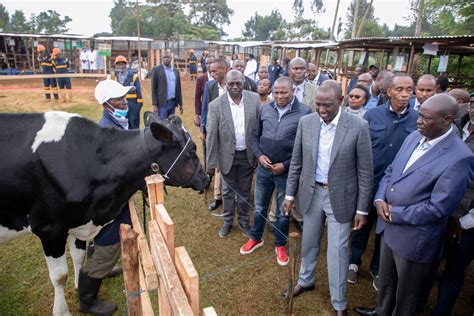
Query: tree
109 0 135 36
242 10 284 40
187 0 233 29
292 0 324 16
0 4 9 31
30 10 72 33
9 10 30 33
279 17 330 40
344 0 376 38
423 0 473 35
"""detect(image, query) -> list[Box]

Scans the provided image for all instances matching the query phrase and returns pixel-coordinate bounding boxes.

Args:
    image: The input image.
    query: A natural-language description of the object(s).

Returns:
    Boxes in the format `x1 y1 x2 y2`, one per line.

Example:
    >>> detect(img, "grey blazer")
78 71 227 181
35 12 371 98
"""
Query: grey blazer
206 90 260 175
286 110 374 223
302 82 318 111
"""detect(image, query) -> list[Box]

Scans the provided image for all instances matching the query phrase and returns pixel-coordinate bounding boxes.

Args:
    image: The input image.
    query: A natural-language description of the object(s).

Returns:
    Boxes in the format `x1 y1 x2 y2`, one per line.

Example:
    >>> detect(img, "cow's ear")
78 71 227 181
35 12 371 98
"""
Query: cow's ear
150 122 173 143
143 111 158 127
168 114 183 127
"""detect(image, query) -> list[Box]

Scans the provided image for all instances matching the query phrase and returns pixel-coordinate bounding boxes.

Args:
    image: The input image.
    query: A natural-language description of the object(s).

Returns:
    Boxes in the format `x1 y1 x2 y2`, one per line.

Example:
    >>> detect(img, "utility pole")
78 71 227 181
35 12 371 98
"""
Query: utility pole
351 0 360 39
330 0 341 41
356 0 374 38
409 0 424 74
135 0 142 80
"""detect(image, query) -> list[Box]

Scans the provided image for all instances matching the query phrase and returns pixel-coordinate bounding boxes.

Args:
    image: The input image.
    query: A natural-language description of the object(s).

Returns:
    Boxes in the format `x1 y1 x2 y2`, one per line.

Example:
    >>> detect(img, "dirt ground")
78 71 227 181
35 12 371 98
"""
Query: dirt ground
0 76 472 315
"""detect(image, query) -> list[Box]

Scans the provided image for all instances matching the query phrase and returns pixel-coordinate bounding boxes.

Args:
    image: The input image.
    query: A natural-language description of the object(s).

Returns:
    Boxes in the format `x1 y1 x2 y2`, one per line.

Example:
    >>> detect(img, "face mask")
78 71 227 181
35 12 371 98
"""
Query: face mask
106 101 128 118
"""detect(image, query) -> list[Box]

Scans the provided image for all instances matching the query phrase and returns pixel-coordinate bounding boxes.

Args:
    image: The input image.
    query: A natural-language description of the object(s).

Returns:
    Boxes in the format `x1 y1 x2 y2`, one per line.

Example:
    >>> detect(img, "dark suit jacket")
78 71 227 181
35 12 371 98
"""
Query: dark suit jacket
194 72 209 115
244 76 257 93
375 130 474 263
150 65 183 107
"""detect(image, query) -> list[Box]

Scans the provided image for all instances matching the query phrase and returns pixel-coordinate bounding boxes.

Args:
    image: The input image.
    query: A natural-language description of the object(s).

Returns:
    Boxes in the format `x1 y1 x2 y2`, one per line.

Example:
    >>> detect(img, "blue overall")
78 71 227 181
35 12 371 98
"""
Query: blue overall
115 69 143 129
38 53 58 99
52 57 72 89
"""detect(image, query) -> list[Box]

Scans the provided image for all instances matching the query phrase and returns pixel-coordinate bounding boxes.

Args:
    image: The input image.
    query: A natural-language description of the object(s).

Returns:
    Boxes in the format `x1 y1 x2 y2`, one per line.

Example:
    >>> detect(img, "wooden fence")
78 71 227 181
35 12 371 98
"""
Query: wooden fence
119 174 216 315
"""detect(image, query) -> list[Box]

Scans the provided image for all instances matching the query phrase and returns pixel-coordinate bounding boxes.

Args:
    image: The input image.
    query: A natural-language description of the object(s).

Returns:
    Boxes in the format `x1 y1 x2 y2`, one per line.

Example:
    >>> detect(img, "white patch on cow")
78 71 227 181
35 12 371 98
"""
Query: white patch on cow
68 220 112 241
45 254 71 316
67 235 85 289
31 111 80 153
0 225 31 244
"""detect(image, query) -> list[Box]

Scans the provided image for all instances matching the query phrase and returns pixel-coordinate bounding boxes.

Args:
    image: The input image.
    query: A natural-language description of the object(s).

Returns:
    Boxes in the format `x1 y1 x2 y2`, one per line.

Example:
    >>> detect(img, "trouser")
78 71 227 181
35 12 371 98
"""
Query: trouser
349 205 381 275
250 166 289 246
432 227 474 316
127 102 143 129
43 77 59 99
82 243 121 279
298 183 351 311
376 235 431 316
220 150 253 227
214 169 222 200
157 99 176 120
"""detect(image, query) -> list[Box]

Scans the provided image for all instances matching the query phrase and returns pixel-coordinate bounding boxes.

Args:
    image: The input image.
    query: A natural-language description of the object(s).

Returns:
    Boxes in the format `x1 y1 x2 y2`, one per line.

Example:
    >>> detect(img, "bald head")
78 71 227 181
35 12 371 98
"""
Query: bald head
232 60 245 73
318 79 343 99
307 63 318 81
416 74 437 104
289 57 307 84
422 93 458 116
274 76 294 90
226 70 245 99
226 69 244 83
357 73 373 88
449 88 470 104
289 57 307 69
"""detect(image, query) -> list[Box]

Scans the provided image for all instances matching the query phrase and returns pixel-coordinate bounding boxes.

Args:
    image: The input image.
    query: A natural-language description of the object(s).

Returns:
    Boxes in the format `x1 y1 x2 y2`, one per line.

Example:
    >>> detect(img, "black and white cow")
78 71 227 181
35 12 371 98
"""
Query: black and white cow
0 111 209 315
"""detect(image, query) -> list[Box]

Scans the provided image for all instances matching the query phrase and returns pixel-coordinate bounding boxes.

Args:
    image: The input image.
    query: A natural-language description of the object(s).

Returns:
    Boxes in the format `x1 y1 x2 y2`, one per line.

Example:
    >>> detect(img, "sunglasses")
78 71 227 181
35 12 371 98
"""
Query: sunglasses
349 94 364 99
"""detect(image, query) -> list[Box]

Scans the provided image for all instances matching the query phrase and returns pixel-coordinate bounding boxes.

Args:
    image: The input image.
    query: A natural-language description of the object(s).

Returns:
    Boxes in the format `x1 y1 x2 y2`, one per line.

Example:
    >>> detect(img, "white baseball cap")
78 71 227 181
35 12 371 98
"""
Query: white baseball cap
94 79 134 104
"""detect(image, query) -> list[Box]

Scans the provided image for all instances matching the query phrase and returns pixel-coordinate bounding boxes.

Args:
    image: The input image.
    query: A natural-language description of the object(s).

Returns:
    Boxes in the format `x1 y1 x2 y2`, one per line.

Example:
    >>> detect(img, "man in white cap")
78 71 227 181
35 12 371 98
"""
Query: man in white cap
76 80 134 315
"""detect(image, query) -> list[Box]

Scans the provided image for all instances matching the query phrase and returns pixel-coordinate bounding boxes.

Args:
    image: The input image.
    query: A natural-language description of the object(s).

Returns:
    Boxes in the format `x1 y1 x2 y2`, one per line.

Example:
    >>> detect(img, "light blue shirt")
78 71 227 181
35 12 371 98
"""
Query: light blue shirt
315 108 342 183
164 65 176 100
365 94 379 110
275 97 294 121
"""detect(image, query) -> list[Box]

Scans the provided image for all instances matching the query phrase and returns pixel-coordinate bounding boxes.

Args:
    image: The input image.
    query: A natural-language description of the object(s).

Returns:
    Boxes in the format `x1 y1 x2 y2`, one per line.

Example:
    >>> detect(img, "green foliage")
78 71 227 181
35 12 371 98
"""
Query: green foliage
280 17 331 40
344 0 376 38
0 4 9 31
30 10 72 33
293 0 324 16
9 10 29 33
187 0 233 29
242 11 284 41
424 0 474 34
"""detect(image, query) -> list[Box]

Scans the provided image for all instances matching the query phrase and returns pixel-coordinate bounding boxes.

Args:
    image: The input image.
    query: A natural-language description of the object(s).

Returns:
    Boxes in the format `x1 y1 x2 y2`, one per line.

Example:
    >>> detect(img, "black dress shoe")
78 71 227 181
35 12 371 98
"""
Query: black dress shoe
208 199 222 211
353 306 377 315
334 309 348 316
282 284 315 299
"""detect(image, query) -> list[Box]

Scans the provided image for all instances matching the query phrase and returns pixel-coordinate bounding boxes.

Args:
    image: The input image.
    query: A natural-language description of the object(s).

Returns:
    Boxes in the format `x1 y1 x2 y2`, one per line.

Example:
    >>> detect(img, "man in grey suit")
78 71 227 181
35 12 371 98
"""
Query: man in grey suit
283 80 374 316
289 57 318 111
206 70 260 238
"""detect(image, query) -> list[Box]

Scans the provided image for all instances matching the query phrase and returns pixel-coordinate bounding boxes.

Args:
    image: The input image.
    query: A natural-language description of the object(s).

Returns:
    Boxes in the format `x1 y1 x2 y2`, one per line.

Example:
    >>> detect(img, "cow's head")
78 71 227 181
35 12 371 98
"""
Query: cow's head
143 112 210 192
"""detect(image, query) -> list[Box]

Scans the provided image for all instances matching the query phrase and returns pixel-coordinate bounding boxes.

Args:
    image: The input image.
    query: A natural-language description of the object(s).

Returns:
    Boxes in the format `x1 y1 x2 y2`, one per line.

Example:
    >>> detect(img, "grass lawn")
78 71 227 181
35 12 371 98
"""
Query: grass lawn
0 77 472 315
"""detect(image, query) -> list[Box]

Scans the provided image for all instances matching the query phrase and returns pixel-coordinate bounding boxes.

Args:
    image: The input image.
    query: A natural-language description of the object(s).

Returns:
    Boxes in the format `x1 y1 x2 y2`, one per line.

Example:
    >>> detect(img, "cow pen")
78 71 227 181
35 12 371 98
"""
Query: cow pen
120 174 216 315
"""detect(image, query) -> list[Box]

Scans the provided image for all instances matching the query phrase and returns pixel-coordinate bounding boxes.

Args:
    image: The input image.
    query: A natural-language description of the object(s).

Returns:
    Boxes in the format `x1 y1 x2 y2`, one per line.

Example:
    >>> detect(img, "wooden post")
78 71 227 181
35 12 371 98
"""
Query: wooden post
129 198 159 290
155 204 175 262
149 220 194 315
120 224 142 316
139 264 154 315
145 174 165 220
175 246 199 315
286 221 301 316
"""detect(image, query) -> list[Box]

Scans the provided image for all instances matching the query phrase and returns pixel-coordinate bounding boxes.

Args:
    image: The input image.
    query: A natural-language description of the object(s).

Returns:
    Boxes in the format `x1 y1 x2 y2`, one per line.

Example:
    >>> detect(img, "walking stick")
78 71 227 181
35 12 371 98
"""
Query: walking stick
287 218 301 316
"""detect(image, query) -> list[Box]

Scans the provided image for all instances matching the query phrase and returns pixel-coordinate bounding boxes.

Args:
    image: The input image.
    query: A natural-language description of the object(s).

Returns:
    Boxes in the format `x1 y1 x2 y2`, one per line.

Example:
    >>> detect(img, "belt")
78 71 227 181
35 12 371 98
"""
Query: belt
316 181 329 189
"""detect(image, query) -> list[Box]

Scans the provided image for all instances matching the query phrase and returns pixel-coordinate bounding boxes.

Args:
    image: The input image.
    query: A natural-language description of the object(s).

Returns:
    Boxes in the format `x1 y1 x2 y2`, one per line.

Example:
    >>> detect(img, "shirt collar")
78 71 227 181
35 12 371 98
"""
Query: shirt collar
227 93 244 106
418 126 453 149
389 103 408 115
273 97 295 111
320 107 342 126
164 64 173 70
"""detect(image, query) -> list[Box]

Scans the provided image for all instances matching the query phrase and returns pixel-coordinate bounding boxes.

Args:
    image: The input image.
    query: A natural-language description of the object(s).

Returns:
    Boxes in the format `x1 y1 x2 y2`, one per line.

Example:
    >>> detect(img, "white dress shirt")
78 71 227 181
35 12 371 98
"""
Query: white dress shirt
462 121 471 141
228 93 246 151
244 59 257 80
413 98 422 111
218 82 226 96
294 82 305 102
459 209 474 229
315 108 342 184
403 126 453 173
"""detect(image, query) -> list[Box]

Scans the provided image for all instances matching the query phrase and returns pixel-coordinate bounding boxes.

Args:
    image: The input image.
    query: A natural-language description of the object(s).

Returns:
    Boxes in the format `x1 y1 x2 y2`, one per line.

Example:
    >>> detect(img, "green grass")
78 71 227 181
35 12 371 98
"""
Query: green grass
0 80 473 315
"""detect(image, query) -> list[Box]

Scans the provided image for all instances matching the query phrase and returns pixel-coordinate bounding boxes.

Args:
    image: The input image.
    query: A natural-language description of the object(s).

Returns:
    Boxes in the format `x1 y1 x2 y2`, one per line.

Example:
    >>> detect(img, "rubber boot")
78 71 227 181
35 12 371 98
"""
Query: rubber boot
60 91 66 103
66 90 72 102
78 269 117 315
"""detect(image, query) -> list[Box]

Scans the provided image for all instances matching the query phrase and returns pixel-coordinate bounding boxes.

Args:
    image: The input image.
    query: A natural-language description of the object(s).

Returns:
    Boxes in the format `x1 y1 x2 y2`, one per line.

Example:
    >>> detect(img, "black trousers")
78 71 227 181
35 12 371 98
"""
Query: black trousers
376 235 431 316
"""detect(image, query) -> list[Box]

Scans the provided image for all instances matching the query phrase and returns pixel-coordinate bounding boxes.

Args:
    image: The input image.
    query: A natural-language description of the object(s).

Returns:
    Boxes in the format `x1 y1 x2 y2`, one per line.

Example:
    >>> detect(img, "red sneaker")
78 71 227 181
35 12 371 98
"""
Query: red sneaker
240 239 264 255
275 246 289 266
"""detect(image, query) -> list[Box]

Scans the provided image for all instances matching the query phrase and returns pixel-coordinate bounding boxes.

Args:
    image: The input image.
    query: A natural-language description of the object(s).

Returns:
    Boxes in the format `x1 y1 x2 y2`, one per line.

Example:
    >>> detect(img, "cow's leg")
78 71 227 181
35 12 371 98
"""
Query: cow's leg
67 235 86 289
35 229 71 316
44 254 71 316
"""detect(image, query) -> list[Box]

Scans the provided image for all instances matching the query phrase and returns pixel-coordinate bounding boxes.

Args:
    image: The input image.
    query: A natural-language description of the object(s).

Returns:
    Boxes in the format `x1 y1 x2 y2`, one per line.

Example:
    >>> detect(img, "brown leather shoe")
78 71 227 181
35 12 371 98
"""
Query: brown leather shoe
282 284 315 299
334 309 348 316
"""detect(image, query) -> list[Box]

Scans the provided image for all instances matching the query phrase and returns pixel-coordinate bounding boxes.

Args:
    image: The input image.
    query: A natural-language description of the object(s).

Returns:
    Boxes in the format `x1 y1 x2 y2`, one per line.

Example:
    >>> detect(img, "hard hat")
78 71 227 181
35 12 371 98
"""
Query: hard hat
37 45 46 52
204 50 209 56
189 49 195 53
115 55 128 64
52 48 61 55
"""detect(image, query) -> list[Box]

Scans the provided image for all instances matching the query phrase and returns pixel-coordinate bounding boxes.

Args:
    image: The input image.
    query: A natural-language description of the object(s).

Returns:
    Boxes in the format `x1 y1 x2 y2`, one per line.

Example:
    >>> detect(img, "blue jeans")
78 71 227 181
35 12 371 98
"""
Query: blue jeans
251 166 289 246
158 99 176 120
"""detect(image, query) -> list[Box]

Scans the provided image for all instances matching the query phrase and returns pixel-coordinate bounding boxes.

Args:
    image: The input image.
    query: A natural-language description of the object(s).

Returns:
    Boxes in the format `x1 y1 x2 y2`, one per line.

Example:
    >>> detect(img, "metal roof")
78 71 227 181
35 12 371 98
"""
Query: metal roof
0 32 88 39
205 40 271 48
271 41 339 49
94 36 154 42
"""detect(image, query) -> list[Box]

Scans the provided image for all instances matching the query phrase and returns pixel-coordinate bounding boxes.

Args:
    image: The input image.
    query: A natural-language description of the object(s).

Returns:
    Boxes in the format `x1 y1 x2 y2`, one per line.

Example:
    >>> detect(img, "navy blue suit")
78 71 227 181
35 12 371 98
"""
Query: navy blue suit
375 129 474 315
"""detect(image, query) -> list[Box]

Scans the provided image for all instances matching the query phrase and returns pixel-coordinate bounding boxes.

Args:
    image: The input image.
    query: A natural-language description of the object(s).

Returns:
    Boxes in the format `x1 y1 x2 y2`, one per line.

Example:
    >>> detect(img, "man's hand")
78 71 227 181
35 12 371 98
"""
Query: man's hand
207 168 215 177
193 115 200 127
353 214 367 230
179 105 184 114
446 217 463 244
271 163 285 175
258 155 272 170
375 200 391 222
282 199 294 216
199 131 206 140
152 105 158 113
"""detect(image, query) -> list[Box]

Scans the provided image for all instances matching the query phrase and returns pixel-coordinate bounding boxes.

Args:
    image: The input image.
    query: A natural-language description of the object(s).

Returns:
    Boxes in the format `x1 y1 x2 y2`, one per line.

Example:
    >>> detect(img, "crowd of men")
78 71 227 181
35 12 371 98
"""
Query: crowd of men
86 50 473 315
193 54 474 316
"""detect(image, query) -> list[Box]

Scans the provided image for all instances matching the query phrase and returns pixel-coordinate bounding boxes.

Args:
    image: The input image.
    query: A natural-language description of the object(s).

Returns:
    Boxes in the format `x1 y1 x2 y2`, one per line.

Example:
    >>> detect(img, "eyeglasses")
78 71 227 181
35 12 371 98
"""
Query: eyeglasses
349 94 363 99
